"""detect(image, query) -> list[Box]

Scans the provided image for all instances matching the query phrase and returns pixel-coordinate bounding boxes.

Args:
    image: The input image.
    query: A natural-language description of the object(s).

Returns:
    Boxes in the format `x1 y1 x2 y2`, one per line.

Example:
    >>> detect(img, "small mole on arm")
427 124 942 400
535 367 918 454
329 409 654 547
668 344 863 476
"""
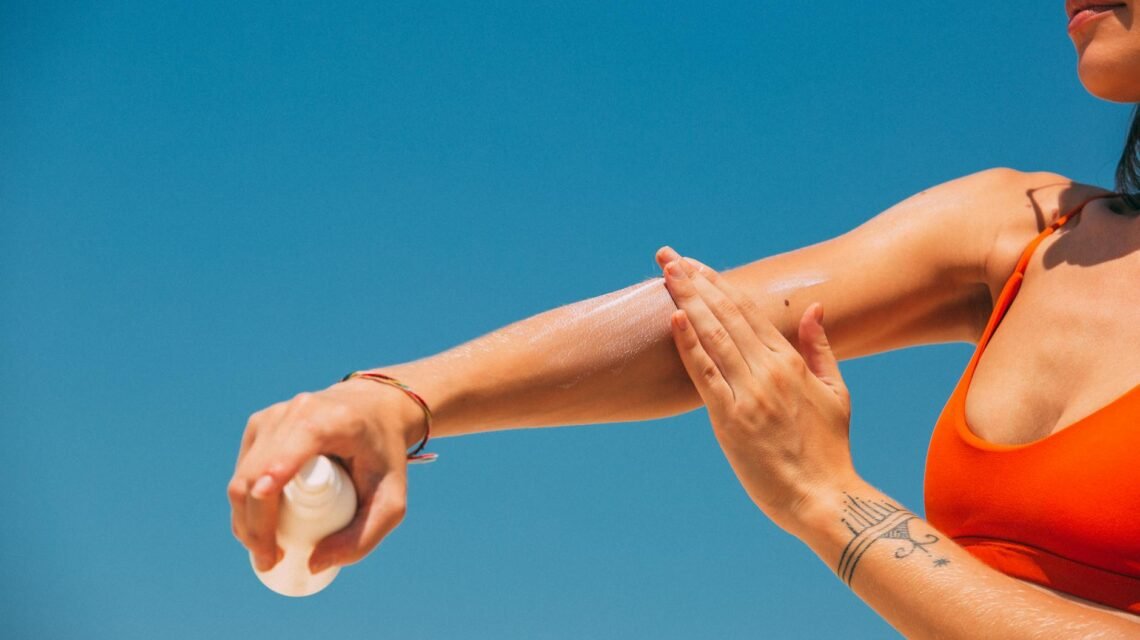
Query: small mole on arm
783 299 789 306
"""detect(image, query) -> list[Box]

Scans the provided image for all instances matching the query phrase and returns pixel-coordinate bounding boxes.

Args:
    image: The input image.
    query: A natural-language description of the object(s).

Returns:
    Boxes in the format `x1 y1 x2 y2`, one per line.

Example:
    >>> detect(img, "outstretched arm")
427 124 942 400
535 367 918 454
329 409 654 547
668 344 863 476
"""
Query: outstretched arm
228 168 1106 576
364 168 1112 438
374 167 1049 437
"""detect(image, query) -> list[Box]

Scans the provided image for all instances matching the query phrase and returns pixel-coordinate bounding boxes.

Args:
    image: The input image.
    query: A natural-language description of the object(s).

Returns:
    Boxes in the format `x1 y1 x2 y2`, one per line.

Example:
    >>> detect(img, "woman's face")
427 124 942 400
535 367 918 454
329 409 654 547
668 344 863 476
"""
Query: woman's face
1068 2 1140 101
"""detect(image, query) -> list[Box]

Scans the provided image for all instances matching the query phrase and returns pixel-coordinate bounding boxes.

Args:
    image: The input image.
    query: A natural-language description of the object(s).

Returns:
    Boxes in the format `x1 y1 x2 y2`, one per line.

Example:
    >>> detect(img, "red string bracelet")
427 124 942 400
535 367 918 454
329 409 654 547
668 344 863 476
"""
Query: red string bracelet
340 371 438 464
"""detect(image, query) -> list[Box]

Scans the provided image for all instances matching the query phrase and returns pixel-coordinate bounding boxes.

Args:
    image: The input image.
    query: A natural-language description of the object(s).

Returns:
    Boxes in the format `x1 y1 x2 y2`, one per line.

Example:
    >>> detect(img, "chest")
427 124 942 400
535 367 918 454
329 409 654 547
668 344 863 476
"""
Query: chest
965 215 1140 446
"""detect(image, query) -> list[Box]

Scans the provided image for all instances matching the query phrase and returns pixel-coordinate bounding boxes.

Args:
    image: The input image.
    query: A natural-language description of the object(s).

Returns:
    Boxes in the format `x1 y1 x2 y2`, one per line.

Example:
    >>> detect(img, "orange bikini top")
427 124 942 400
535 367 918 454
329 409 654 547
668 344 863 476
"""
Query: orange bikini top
924 193 1140 614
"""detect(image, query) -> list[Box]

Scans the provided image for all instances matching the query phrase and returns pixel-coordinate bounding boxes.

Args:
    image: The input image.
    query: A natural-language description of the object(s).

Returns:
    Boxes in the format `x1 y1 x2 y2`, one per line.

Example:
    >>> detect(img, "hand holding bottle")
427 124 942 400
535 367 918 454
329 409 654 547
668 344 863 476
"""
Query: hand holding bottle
251 455 357 596
228 377 425 577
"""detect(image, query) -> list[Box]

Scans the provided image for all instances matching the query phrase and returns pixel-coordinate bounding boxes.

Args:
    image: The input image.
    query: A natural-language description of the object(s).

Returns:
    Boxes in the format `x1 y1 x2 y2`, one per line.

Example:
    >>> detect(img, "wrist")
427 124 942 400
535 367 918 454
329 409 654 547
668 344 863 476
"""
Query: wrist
355 359 465 445
787 473 874 542
790 477 931 586
335 374 426 450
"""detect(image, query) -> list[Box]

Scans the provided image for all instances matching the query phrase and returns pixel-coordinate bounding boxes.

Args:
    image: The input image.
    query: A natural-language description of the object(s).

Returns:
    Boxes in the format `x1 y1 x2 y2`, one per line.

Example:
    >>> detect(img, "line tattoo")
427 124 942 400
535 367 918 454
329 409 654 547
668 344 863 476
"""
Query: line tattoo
835 494 948 585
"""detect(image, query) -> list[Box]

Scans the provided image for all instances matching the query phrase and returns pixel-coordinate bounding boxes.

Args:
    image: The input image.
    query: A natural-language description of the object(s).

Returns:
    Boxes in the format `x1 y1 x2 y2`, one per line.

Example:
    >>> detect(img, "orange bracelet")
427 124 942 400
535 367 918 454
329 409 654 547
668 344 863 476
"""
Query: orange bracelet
340 371 438 464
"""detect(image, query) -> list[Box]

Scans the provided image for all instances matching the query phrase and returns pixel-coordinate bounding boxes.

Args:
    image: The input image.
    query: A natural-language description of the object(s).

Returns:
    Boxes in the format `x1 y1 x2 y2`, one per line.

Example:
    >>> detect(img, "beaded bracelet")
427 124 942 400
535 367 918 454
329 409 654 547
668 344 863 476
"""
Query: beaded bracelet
340 371 438 464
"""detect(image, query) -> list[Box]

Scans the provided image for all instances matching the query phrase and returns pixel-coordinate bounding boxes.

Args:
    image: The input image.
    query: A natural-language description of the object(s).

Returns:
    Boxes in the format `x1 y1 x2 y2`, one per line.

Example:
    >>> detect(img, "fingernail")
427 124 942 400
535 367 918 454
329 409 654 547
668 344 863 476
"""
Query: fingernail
251 474 274 499
666 260 685 278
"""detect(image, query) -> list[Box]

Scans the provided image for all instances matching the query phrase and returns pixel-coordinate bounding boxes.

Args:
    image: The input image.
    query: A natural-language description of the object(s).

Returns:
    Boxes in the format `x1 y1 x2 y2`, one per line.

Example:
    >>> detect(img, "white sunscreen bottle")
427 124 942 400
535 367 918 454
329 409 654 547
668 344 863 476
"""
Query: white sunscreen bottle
251 455 357 597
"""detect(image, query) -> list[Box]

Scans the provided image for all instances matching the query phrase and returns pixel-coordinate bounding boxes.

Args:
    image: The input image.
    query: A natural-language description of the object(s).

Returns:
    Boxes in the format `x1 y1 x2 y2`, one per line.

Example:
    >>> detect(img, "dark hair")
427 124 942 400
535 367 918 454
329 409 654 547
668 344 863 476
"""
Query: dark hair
1117 105 1140 211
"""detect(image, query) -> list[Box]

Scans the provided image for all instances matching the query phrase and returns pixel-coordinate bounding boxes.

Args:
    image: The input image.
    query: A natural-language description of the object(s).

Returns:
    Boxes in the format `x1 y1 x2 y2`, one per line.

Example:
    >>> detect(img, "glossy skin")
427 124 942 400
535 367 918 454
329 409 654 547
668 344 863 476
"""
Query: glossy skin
229 3 1140 627
232 168 1087 574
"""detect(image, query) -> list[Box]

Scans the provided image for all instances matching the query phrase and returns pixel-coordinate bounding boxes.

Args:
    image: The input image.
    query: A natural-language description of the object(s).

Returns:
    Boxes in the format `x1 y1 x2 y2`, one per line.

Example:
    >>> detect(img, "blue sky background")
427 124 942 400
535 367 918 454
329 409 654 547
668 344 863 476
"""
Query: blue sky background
1 1 1132 638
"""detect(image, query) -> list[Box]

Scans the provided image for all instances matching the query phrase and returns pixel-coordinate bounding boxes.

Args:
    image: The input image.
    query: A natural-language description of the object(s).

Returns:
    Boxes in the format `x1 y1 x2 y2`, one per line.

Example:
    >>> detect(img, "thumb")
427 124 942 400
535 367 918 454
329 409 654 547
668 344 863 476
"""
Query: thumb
798 302 845 393
308 462 407 574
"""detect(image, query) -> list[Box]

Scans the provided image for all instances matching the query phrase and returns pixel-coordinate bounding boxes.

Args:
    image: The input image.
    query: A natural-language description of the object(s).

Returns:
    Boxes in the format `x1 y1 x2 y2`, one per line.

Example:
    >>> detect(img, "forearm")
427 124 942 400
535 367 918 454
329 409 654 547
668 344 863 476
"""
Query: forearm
371 265 812 438
797 480 1140 639
373 277 703 437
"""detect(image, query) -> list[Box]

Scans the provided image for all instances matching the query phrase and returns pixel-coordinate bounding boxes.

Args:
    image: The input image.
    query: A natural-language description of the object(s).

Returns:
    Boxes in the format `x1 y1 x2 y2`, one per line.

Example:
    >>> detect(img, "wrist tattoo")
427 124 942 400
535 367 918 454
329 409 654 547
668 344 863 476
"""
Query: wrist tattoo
836 493 948 586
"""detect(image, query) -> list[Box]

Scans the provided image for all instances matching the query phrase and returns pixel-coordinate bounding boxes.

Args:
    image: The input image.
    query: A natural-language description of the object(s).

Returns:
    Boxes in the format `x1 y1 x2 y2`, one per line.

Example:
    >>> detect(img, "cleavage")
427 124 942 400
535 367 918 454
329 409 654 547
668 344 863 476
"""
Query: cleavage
964 228 1139 446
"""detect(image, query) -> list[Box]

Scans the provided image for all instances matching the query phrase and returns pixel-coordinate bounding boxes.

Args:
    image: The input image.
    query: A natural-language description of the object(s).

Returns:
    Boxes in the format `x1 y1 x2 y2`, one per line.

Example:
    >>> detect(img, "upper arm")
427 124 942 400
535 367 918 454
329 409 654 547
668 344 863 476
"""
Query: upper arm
720 168 1111 360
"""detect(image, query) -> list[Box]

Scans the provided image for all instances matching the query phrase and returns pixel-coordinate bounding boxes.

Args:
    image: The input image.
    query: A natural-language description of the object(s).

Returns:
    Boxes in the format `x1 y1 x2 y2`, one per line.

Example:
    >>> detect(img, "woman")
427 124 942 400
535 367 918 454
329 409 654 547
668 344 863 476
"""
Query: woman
228 2 1139 634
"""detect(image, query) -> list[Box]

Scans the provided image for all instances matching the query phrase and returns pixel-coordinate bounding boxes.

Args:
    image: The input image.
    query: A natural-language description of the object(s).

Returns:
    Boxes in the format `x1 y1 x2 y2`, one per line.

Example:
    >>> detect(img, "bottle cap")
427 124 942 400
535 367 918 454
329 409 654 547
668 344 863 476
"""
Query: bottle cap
296 456 336 492
284 455 341 508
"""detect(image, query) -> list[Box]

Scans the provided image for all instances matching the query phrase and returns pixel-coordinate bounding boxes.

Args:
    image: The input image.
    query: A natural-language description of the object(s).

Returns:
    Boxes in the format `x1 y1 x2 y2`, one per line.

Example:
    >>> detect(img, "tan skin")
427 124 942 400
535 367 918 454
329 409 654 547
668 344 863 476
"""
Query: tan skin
229 2 1139 633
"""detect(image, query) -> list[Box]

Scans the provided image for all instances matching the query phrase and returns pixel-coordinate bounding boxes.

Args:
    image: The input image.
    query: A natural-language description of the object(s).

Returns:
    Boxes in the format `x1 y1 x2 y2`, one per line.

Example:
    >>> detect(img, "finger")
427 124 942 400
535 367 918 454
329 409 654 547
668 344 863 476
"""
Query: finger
663 259 753 390
655 245 682 270
680 265 774 376
229 407 280 548
229 427 257 545
246 474 284 571
239 427 321 570
797 302 848 398
242 433 323 563
229 405 288 539
227 474 250 545
657 250 716 282
680 256 714 275
309 463 407 573
676 257 790 353
669 309 734 412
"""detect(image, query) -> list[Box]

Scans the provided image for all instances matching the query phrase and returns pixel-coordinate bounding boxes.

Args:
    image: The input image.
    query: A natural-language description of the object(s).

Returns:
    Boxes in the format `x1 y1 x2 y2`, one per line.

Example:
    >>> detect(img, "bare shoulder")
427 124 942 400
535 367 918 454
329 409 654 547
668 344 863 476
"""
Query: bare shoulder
833 167 1113 349
972 168 1115 303
722 167 1114 358
892 167 1114 295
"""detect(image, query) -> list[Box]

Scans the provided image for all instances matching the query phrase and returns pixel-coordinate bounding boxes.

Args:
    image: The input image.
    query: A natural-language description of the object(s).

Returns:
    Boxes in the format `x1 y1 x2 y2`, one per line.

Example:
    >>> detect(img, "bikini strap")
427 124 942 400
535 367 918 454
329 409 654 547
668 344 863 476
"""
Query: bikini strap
971 191 1121 365
1011 192 1120 276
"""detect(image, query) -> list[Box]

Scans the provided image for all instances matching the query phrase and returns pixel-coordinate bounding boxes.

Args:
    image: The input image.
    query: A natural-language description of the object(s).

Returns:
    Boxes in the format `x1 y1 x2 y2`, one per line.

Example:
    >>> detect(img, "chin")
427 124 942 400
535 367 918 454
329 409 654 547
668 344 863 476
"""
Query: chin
1076 52 1140 102
1071 6 1140 103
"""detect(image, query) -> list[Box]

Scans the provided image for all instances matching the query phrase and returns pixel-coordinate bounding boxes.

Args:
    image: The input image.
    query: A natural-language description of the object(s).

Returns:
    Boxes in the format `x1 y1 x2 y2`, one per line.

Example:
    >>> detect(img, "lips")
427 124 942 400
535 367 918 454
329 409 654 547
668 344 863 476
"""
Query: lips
1066 1 1125 20
1066 2 1125 32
